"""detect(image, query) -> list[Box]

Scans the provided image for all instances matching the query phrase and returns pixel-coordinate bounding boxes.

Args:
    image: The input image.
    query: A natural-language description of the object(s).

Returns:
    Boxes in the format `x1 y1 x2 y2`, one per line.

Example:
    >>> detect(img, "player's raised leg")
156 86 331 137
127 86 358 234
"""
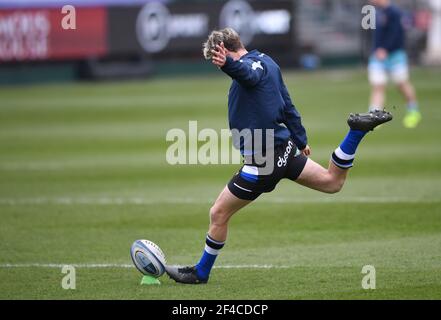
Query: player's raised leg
296 110 393 193
166 187 251 284
296 159 347 194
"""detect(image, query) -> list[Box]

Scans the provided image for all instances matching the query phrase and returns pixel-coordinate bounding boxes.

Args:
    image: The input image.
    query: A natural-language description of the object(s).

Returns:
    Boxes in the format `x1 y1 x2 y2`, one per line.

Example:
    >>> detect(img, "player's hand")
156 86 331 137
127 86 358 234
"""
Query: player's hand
301 145 311 157
211 42 227 68
375 48 388 61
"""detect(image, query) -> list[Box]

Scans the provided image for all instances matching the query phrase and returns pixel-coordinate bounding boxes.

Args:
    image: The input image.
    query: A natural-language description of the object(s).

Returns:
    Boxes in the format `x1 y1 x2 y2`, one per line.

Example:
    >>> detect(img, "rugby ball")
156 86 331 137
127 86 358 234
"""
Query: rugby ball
130 240 166 277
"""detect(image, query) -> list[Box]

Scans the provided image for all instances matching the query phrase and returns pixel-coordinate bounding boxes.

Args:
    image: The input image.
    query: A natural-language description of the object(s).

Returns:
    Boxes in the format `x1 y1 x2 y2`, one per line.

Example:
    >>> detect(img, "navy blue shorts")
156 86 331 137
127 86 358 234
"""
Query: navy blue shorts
227 139 308 201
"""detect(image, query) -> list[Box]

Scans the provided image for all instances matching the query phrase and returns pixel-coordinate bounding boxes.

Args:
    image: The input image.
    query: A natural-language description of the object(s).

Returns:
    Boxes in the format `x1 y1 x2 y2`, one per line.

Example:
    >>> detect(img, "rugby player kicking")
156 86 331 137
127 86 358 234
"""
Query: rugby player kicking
166 28 392 284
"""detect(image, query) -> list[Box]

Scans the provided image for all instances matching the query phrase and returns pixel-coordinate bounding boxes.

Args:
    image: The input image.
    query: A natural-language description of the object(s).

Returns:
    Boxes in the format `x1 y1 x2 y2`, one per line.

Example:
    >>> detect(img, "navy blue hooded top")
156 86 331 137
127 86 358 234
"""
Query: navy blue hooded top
374 4 405 53
221 49 307 154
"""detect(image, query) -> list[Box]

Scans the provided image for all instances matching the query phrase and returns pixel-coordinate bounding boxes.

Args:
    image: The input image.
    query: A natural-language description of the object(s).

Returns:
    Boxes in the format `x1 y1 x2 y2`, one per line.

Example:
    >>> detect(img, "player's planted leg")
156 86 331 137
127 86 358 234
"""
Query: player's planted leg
166 187 251 284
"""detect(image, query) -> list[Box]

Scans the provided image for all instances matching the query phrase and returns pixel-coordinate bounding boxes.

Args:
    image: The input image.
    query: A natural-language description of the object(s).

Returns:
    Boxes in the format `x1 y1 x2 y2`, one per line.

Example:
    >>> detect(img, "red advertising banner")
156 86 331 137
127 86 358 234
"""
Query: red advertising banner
0 7 107 62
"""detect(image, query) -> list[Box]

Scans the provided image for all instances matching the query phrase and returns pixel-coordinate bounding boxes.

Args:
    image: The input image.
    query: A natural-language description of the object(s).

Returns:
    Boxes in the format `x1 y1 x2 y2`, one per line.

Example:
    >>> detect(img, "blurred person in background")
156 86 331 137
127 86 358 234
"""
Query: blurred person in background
368 0 422 128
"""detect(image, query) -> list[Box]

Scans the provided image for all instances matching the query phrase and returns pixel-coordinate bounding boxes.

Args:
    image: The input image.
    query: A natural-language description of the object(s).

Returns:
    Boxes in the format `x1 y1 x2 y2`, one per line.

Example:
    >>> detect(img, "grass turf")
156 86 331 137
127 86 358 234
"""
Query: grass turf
0 67 440 299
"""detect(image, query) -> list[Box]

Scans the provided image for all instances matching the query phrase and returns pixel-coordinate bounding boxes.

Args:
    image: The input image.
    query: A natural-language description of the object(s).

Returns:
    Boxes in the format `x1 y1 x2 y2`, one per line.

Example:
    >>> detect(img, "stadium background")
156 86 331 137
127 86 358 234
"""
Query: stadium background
0 0 432 83
0 0 440 299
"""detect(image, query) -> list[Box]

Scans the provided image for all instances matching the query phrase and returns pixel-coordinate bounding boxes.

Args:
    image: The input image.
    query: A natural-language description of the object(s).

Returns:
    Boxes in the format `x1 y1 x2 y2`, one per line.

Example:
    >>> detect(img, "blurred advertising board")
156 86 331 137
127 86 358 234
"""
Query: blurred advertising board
0 7 107 62
0 0 296 63
108 0 295 59
0 1 158 9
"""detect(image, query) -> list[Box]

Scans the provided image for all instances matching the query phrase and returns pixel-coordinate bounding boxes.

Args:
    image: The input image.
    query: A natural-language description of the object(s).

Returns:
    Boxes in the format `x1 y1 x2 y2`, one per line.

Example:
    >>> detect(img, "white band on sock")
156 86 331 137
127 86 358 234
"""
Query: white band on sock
205 244 220 255
331 158 354 169
206 235 225 246
335 147 355 161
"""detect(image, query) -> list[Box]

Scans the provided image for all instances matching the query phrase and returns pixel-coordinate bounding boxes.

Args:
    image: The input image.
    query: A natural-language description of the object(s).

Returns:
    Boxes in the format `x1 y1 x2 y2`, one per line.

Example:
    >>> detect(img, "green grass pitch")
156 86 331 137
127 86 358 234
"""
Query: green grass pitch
0 68 440 299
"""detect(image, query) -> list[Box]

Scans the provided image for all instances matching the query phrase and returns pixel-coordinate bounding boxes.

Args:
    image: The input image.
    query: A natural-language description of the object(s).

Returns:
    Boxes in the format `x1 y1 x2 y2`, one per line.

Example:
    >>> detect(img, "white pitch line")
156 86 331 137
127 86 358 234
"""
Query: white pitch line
0 263 291 269
0 196 436 206
213 265 291 269
0 263 133 269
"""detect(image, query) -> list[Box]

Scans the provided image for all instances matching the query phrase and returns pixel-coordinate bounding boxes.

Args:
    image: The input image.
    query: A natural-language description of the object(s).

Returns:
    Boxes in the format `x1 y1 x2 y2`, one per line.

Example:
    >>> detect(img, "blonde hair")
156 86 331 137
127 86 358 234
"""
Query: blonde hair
202 28 244 60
